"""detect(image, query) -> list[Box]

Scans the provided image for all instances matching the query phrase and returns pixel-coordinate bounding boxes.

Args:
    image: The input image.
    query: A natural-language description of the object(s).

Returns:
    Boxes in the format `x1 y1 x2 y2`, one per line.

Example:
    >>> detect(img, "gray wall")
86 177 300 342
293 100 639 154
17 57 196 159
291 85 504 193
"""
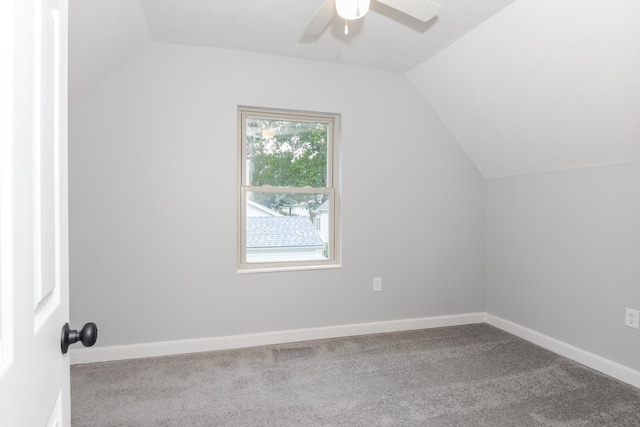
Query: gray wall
485 164 640 371
69 43 485 347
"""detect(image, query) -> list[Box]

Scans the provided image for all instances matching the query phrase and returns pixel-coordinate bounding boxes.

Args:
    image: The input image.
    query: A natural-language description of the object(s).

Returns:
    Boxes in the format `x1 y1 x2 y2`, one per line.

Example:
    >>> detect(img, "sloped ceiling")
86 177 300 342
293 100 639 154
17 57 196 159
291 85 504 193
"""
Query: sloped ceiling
68 0 516 105
409 0 640 178
69 0 640 178
68 0 152 105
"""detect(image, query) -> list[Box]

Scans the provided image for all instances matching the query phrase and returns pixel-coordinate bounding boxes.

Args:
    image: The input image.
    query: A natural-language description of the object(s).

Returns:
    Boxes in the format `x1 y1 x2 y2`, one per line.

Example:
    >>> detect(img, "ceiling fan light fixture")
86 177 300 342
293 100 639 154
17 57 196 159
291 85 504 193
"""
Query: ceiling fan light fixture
336 0 370 21
261 128 276 139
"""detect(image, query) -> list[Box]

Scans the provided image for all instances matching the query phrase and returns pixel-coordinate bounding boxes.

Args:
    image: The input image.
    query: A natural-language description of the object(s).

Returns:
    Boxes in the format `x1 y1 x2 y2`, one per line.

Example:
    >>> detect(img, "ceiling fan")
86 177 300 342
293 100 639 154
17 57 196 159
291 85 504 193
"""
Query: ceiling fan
303 0 441 35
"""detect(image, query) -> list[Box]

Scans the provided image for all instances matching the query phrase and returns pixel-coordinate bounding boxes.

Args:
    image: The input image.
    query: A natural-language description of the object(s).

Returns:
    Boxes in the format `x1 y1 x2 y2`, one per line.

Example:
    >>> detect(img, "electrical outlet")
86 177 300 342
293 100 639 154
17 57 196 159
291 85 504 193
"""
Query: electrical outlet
625 308 639 329
373 277 382 292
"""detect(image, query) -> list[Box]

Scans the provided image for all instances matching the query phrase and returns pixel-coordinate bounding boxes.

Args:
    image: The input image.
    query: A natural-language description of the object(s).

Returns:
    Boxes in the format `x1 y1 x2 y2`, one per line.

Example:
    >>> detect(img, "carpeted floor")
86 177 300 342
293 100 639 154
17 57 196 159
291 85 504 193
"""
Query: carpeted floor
71 324 640 426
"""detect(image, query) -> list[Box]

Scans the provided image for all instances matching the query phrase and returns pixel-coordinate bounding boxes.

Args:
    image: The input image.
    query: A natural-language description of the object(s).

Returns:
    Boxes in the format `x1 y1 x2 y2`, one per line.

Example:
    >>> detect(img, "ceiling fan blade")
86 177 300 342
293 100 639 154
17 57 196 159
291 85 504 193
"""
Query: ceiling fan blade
375 0 441 22
303 0 335 35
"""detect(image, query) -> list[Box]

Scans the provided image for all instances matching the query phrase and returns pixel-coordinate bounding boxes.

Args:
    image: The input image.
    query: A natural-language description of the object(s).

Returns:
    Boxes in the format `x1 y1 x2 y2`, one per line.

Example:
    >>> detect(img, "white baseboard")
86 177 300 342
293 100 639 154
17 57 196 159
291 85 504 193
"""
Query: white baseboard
485 314 640 389
71 312 640 390
70 312 486 365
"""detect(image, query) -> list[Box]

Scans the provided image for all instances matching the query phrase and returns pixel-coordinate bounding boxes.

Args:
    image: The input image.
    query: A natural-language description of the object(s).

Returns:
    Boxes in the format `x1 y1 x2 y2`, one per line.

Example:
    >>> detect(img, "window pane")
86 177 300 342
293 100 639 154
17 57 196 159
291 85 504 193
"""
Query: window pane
245 118 328 188
246 192 330 263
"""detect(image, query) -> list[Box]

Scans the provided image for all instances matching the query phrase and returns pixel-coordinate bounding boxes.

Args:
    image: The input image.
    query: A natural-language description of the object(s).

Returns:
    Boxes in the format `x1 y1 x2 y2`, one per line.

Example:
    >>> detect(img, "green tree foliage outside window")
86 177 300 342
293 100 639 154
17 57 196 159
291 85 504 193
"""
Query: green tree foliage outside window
246 118 329 215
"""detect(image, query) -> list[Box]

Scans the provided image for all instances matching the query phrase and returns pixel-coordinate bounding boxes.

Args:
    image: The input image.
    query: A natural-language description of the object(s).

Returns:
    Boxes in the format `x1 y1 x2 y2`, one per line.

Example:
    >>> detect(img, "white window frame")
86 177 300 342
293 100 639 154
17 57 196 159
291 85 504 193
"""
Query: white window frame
237 106 341 273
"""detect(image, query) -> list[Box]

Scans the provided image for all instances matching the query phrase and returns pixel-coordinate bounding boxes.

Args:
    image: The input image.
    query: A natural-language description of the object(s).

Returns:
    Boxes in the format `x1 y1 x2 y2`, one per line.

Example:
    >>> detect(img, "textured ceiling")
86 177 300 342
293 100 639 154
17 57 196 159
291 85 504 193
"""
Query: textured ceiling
68 0 517 105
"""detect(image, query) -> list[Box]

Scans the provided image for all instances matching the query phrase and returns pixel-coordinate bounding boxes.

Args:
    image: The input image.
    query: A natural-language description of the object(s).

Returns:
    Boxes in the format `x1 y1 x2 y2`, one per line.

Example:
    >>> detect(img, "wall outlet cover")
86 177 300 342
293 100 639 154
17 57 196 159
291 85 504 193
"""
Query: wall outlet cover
625 308 639 329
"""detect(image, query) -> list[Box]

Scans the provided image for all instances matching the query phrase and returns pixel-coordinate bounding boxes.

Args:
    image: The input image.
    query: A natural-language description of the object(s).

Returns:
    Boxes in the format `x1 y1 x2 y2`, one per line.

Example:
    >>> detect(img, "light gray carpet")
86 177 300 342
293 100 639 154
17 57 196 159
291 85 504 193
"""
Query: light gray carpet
71 324 640 426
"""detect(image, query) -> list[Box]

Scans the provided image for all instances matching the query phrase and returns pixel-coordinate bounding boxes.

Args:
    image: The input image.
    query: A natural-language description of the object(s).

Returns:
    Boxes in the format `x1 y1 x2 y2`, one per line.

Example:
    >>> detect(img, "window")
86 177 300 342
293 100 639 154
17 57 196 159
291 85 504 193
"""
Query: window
238 107 340 272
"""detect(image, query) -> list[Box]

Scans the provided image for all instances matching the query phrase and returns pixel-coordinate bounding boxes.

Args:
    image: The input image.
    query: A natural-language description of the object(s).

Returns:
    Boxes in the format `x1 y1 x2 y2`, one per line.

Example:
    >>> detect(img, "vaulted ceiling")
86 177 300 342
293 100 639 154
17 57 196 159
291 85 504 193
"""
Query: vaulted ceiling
409 0 640 178
69 0 640 178
68 0 517 105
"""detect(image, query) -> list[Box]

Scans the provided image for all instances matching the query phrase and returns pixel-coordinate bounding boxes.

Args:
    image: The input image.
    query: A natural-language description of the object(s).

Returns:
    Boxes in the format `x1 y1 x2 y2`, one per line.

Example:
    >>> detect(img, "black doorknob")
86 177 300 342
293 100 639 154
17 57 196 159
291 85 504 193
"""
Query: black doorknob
61 322 98 354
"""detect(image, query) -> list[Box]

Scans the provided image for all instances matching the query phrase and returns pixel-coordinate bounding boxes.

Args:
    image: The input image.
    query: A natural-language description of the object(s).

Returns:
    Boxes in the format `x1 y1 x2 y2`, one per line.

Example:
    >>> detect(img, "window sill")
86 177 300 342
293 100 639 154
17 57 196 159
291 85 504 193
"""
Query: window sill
237 262 342 274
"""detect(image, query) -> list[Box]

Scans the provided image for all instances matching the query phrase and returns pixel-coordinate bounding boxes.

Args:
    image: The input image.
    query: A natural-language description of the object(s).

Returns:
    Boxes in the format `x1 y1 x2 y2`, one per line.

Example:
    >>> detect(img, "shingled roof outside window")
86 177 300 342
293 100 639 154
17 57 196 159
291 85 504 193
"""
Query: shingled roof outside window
246 217 324 249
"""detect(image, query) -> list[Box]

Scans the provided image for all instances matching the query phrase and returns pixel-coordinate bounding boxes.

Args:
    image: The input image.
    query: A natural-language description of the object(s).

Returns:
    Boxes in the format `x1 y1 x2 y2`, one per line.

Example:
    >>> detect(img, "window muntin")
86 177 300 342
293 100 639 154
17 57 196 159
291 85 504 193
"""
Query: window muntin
239 108 339 272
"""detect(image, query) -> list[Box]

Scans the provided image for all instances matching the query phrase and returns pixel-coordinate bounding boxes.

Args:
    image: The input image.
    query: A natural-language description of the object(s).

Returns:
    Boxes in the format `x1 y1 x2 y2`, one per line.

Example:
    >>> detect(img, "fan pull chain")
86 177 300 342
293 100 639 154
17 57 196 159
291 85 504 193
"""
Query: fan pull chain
344 19 349 35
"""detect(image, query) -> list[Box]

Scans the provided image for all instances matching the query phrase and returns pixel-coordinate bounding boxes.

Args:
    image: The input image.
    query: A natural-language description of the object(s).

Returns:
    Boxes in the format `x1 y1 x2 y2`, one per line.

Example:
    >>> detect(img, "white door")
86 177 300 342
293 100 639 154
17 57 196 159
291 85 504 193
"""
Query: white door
0 0 72 426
